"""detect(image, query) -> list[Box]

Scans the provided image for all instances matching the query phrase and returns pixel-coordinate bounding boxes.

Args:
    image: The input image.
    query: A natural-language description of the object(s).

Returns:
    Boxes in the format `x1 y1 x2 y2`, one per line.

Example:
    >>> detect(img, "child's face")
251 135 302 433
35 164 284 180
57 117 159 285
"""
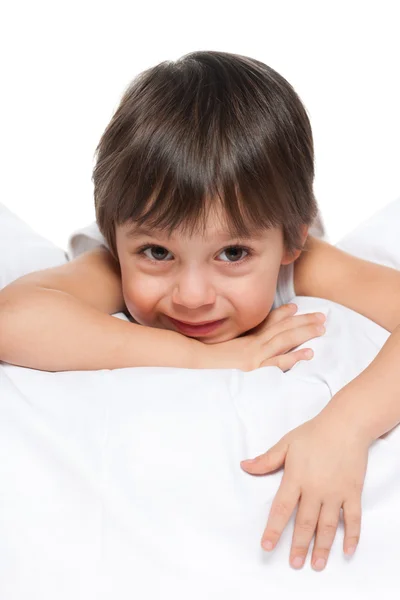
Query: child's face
115 207 306 344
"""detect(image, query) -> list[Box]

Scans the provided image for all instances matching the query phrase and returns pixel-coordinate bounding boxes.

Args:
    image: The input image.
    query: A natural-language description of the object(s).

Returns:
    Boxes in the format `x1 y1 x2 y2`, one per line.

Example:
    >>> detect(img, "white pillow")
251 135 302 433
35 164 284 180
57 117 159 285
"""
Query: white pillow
336 195 400 268
0 203 67 289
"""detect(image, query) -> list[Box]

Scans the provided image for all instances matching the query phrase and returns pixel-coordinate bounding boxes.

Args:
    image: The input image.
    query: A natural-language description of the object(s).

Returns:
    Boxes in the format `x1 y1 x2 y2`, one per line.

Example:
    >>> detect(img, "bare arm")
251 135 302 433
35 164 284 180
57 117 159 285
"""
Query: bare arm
0 247 202 372
294 235 400 333
0 246 311 373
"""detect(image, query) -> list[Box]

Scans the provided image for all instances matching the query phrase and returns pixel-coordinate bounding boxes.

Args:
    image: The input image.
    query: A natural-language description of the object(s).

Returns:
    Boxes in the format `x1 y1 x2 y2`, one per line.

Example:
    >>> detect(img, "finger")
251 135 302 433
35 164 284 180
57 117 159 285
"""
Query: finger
266 322 326 357
260 348 314 372
342 494 362 556
252 303 297 335
289 493 321 569
240 440 288 474
261 476 301 552
265 303 298 327
253 312 325 353
311 500 342 570
262 312 326 341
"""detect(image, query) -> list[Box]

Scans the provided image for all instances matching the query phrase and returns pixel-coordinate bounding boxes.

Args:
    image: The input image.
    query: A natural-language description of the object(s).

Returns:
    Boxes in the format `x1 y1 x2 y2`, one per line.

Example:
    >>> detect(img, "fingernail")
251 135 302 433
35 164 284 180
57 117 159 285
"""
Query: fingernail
345 546 356 556
241 459 256 464
291 556 304 568
313 558 326 570
262 540 274 551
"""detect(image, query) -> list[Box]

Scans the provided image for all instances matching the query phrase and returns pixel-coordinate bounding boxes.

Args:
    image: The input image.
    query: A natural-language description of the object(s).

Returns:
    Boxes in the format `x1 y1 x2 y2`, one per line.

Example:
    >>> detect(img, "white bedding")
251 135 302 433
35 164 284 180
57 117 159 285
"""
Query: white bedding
1 197 400 599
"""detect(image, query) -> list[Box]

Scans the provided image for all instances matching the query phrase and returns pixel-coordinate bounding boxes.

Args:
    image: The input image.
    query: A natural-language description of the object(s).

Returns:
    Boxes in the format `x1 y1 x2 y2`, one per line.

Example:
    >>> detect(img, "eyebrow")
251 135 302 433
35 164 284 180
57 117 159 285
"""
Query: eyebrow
125 226 267 241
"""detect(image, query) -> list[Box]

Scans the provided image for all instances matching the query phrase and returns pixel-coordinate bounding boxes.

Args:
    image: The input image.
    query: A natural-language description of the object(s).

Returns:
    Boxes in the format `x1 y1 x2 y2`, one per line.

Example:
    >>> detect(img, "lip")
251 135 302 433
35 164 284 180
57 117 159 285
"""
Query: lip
168 317 226 336
173 319 220 326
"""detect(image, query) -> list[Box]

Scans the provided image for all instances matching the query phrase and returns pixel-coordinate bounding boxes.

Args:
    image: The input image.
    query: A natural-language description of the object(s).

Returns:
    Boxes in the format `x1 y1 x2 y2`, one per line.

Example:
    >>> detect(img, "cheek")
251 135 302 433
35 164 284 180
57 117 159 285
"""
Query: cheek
235 275 275 307
120 271 163 320
231 275 277 326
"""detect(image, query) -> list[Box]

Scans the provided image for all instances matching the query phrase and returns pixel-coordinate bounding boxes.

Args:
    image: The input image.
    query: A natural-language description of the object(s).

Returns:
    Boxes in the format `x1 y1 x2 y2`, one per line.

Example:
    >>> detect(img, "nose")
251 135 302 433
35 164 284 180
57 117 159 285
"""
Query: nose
172 270 216 309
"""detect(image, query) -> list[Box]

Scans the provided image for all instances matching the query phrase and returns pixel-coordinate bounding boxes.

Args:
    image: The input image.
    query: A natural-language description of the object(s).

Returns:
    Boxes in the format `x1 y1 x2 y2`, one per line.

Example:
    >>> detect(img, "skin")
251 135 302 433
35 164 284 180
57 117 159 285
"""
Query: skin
115 204 308 344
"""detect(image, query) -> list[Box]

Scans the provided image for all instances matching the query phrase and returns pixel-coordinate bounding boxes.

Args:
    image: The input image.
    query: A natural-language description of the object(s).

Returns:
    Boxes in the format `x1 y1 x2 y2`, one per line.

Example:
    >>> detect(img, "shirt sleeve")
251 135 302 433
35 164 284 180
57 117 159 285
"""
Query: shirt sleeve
271 262 295 310
272 209 326 309
66 221 108 261
308 210 326 239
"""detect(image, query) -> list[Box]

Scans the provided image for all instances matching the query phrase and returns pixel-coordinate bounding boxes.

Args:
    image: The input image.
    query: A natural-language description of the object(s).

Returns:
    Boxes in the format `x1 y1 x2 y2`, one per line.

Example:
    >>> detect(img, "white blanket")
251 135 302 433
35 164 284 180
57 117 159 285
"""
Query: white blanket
1 198 400 599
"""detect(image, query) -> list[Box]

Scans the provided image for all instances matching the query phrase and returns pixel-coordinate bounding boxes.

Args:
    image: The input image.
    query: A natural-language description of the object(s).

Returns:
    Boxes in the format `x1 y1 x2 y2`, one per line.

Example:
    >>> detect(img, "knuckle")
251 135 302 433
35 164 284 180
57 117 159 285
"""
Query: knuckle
314 543 332 555
291 545 308 557
319 521 338 537
353 481 364 494
296 518 316 534
346 511 362 527
346 534 360 546
272 501 291 518
266 528 282 541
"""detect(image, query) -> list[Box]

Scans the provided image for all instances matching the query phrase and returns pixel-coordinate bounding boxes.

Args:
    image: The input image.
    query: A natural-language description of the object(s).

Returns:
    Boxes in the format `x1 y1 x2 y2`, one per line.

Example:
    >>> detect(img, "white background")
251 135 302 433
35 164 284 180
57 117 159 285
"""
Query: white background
1 0 399 250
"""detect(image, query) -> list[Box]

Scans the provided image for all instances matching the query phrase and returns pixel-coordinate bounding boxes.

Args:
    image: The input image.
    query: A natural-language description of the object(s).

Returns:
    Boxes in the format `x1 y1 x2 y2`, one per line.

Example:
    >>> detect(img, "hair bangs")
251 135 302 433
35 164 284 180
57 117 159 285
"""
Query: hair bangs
93 50 320 260
112 153 287 244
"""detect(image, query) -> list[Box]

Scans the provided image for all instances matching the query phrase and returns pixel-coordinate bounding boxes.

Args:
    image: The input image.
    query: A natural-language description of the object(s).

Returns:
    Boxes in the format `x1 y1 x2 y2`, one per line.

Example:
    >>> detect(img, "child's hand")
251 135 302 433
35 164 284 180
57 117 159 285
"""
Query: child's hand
240 411 371 570
206 303 326 372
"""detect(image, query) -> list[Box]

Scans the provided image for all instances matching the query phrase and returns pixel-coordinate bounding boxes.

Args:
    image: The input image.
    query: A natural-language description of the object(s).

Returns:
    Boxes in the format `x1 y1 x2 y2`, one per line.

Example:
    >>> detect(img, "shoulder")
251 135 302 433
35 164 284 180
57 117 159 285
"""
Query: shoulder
293 235 356 298
12 246 126 316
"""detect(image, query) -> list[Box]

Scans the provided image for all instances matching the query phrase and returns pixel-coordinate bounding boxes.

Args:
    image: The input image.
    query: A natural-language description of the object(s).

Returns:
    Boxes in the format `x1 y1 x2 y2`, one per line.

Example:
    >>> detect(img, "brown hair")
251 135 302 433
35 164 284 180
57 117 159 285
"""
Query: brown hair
93 50 319 261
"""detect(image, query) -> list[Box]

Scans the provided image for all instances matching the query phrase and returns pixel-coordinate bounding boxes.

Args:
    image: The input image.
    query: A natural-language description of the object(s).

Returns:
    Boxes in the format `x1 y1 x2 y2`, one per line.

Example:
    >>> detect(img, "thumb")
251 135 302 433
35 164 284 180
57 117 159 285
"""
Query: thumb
240 441 289 474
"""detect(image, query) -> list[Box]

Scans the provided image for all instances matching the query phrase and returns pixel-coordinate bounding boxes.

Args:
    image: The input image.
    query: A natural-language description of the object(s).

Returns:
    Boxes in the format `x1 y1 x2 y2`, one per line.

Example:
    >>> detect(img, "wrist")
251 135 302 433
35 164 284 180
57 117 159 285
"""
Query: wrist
187 337 226 370
318 384 378 446
165 332 209 370
191 337 257 371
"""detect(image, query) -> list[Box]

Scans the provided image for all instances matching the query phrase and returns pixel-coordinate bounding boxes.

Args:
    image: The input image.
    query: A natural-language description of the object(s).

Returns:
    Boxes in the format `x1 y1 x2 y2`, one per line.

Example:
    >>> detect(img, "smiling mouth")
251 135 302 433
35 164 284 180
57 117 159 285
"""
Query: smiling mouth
167 317 226 336
172 319 221 325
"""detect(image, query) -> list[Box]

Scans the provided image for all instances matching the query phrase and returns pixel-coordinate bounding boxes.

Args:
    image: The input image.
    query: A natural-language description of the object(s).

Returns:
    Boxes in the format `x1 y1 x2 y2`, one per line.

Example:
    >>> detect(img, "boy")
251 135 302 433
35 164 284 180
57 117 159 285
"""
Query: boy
1 50 400 572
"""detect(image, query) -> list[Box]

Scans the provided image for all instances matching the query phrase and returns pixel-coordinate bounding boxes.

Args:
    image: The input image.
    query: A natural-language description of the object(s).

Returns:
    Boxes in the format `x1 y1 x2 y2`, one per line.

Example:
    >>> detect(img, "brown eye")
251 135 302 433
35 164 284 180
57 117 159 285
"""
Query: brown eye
219 246 248 262
143 246 172 261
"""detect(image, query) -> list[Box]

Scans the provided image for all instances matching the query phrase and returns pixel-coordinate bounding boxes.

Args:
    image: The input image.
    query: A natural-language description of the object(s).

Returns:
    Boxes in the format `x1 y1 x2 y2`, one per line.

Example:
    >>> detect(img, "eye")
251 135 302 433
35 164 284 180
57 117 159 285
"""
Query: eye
218 246 250 262
136 244 253 265
141 245 173 261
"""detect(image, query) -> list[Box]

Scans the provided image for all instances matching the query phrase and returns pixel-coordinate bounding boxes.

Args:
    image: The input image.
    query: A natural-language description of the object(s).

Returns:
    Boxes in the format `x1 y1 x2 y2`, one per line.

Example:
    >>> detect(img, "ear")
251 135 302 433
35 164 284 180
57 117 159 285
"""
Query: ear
281 224 309 265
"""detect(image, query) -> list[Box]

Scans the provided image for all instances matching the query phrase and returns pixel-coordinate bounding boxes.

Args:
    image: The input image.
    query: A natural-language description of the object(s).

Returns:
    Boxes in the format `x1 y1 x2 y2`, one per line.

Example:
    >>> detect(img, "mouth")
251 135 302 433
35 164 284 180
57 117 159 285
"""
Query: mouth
167 317 227 336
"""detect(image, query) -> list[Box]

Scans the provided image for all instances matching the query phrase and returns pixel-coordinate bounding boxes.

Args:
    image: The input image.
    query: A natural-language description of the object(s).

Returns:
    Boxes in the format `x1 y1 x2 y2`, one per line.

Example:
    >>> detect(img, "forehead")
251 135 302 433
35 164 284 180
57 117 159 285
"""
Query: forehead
119 200 274 242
